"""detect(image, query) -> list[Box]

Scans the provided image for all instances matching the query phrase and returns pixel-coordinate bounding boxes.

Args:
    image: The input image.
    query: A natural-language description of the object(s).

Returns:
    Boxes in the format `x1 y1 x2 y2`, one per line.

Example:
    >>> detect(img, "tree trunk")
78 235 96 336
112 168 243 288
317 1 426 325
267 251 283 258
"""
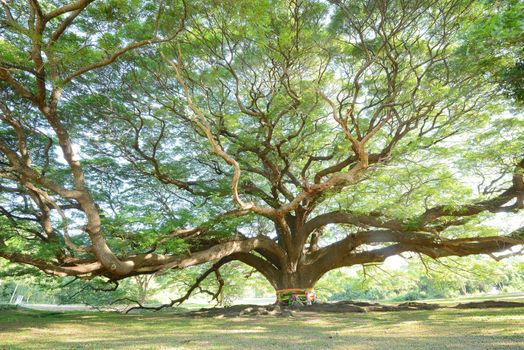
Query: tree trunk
260 214 326 305
276 268 318 290
272 264 321 305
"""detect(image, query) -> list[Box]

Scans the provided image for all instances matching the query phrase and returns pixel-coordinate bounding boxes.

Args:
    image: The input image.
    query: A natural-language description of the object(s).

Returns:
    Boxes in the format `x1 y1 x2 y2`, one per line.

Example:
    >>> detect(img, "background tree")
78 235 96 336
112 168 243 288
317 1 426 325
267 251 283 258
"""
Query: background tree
1 0 523 302
328 256 524 301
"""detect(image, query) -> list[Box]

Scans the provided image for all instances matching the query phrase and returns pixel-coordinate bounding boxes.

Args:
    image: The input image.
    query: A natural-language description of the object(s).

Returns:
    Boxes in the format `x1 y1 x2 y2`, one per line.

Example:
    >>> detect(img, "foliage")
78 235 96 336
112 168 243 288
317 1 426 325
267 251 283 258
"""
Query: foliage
462 0 524 104
0 0 523 295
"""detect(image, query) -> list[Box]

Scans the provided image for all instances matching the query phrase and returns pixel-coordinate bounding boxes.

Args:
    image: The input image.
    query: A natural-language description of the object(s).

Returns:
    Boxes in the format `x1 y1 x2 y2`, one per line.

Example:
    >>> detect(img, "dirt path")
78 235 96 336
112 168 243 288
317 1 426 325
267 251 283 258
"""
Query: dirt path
20 304 101 312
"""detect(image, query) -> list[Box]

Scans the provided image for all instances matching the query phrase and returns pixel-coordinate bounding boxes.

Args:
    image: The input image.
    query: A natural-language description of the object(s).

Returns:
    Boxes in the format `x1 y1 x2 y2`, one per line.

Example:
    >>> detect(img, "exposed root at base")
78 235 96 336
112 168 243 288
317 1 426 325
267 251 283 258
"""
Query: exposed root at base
147 300 524 318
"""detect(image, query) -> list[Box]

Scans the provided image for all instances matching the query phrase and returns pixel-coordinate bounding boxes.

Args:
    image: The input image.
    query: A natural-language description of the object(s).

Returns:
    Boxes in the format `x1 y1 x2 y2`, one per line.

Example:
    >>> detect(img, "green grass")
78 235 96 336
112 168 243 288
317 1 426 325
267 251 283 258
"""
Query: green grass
0 306 523 350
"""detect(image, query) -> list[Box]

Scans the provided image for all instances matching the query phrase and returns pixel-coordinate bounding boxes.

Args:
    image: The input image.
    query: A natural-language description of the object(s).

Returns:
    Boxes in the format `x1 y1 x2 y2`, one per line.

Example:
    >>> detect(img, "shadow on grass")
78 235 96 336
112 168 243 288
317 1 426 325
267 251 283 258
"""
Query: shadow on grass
0 307 523 350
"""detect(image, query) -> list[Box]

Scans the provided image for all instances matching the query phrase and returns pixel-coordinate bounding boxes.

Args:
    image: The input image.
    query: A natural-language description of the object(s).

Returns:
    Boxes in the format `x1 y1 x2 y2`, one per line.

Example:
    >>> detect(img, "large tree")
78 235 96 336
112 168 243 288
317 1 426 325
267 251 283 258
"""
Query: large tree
1 0 523 300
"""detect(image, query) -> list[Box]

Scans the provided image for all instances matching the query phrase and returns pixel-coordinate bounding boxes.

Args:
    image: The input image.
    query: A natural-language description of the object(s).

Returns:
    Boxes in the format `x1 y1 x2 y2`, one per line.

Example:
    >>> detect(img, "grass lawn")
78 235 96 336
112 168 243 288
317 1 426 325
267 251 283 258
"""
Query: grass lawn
0 306 523 350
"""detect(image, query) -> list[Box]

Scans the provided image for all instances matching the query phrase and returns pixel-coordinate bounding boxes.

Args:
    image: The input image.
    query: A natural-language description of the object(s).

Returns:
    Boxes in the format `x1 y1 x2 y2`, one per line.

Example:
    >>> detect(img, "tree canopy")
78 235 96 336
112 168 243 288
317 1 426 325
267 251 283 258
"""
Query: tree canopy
1 0 523 299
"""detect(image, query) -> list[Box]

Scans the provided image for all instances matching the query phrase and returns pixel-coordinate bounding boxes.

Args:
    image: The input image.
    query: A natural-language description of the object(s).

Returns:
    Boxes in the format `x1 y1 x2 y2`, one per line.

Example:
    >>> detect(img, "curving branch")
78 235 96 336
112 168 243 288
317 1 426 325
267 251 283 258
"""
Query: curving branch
164 48 274 217
318 226 524 275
